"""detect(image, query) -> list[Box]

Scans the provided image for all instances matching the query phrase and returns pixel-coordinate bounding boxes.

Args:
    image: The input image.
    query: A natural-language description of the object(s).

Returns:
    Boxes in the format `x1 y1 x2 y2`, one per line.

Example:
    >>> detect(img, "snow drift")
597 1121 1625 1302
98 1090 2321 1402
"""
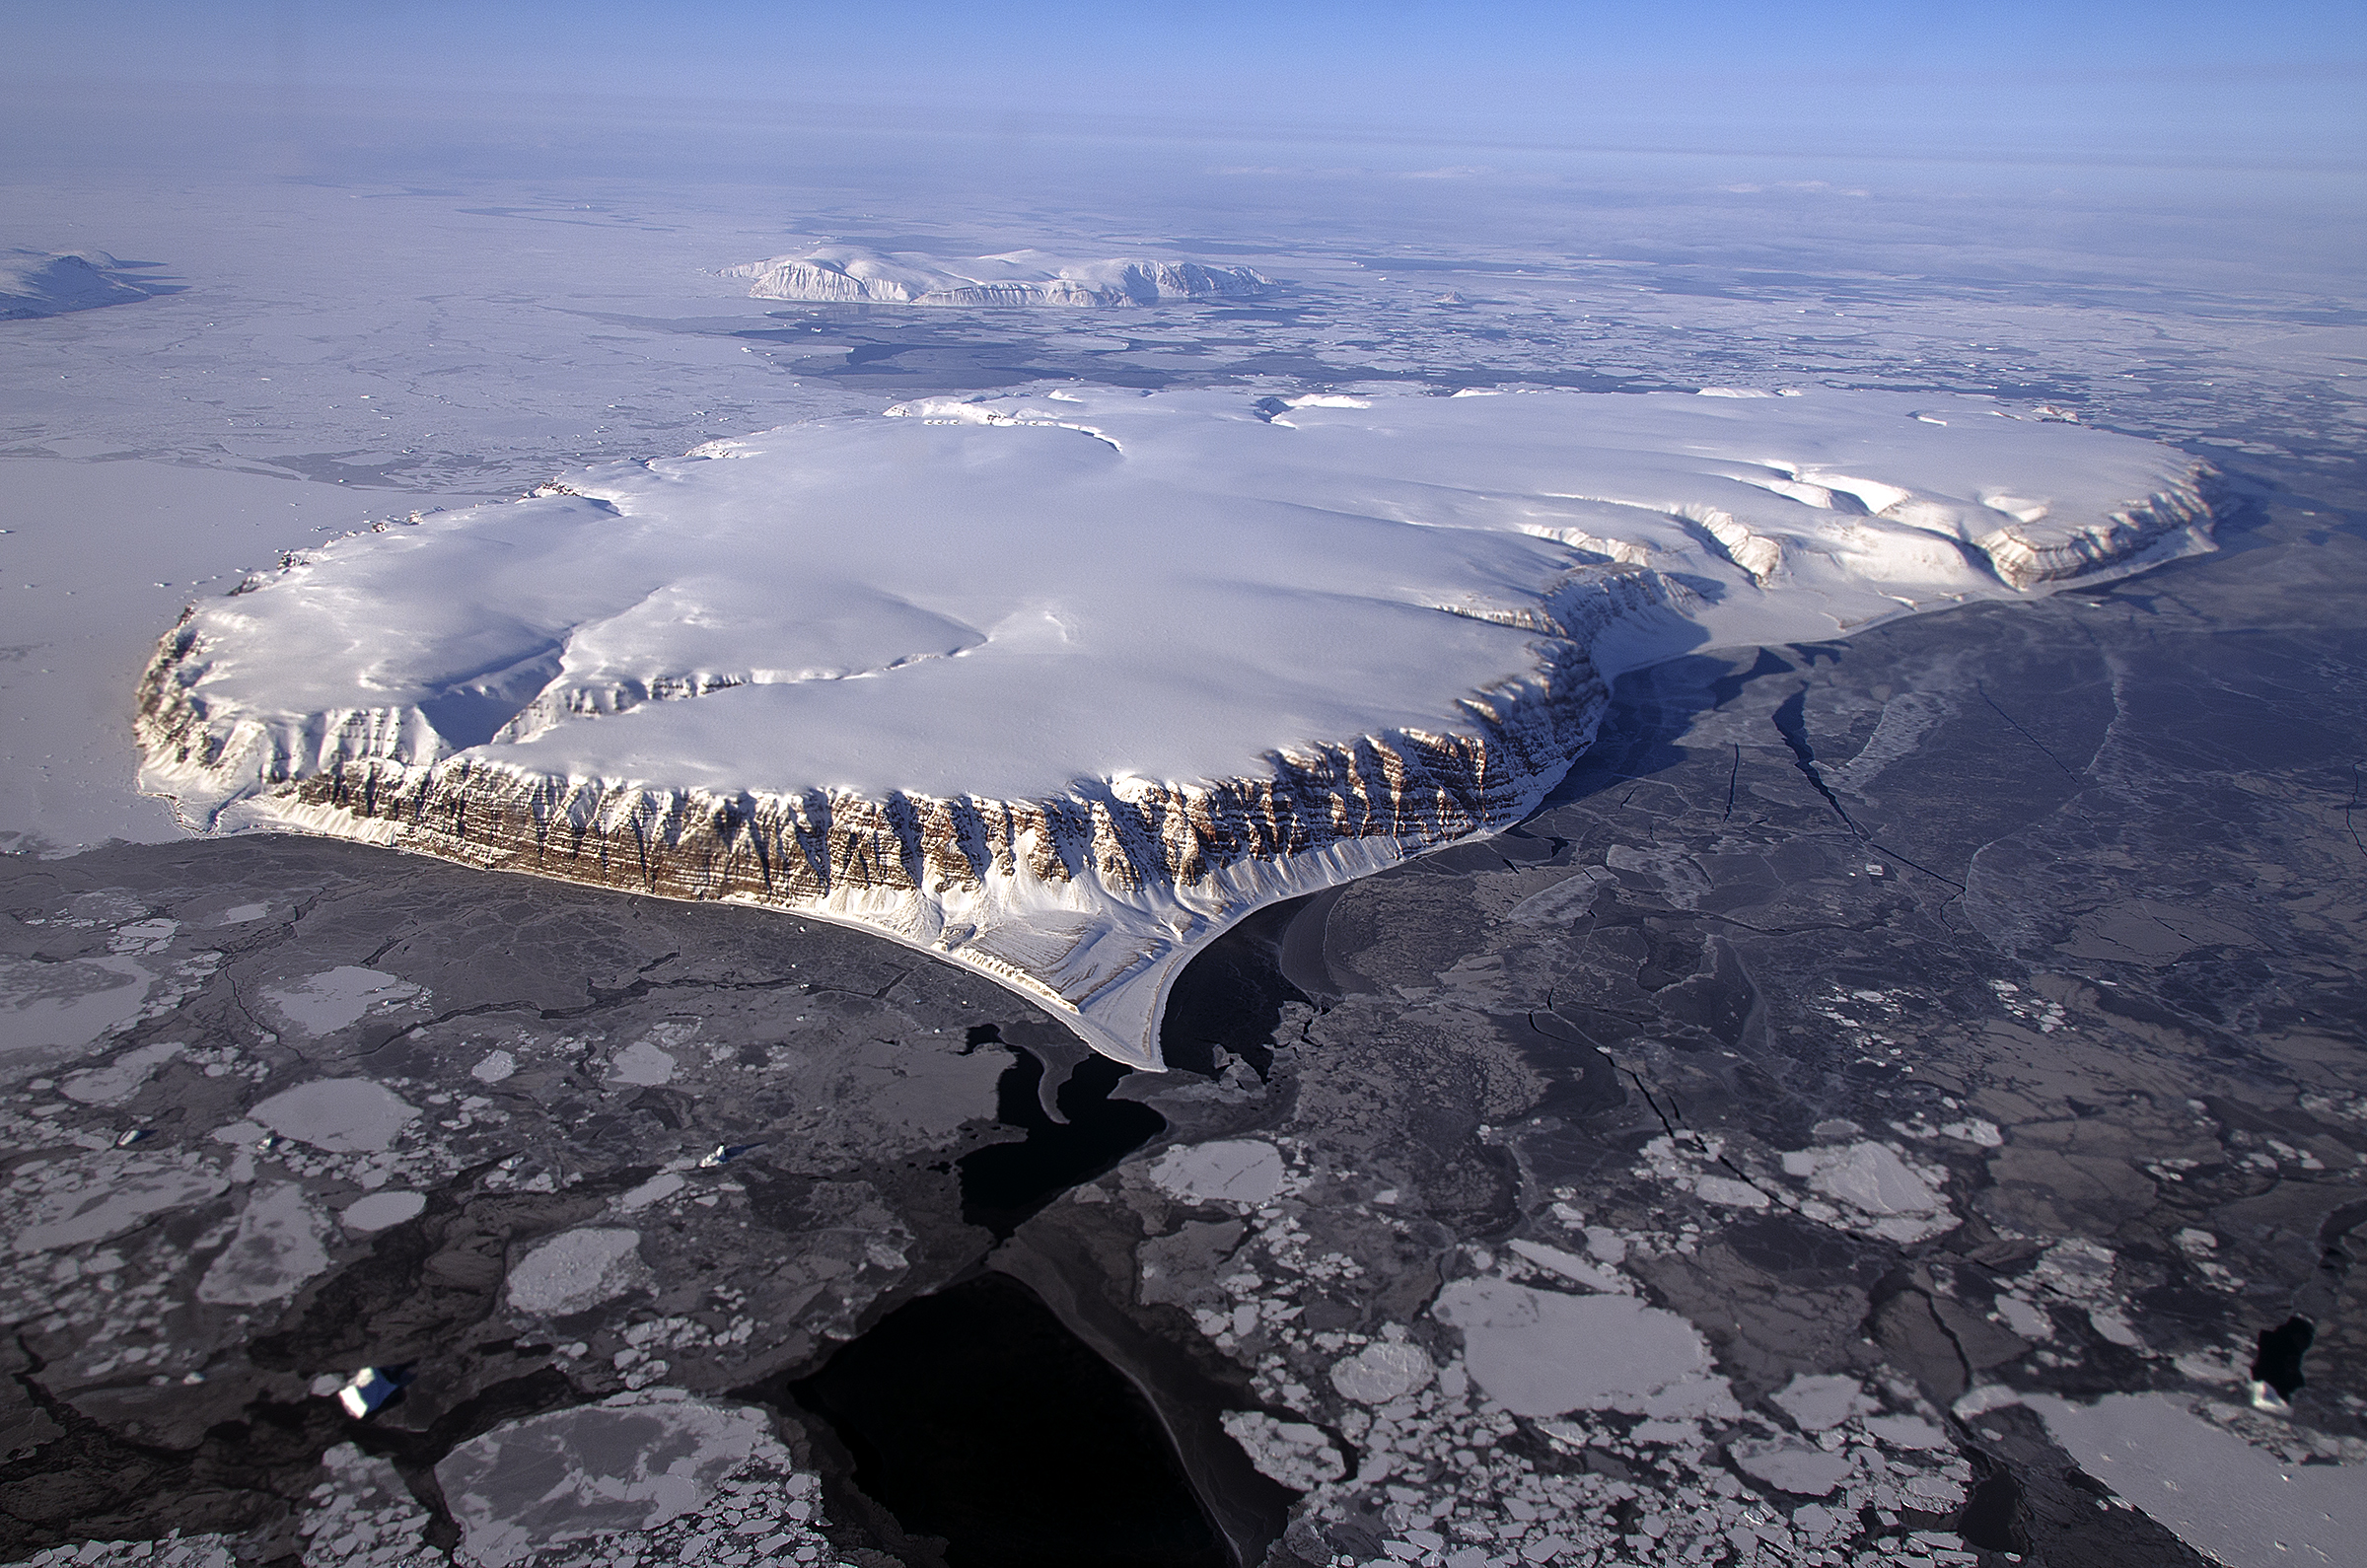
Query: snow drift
135 389 2213 1066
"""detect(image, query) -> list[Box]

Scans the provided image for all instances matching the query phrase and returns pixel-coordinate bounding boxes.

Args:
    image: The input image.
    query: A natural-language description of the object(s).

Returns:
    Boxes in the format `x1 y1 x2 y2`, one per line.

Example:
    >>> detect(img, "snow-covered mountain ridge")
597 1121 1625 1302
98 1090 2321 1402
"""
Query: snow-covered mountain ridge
723 246 1273 307
134 389 2213 1065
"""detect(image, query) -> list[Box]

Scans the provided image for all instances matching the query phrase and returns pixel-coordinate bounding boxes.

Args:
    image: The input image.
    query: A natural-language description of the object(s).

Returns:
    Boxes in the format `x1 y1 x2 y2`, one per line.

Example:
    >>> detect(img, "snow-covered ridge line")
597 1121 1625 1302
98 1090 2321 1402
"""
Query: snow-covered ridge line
723 245 1273 307
133 390 2214 1066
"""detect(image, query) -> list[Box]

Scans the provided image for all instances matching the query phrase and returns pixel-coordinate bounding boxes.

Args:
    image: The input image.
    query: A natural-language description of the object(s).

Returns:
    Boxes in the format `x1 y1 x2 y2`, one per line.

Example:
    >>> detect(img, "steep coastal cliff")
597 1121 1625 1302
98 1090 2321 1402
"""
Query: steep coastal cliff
134 389 2214 1064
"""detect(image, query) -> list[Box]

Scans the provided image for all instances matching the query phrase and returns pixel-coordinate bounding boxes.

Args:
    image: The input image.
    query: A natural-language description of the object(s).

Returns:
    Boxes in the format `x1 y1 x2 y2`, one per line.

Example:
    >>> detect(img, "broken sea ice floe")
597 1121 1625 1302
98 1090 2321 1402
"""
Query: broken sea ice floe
1781 1139 1958 1243
1221 1411 1346 1489
195 1181 331 1306
1147 1137 1286 1206
249 1077 419 1154
505 1226 652 1317
433 1390 778 1568
1428 1278 1719 1420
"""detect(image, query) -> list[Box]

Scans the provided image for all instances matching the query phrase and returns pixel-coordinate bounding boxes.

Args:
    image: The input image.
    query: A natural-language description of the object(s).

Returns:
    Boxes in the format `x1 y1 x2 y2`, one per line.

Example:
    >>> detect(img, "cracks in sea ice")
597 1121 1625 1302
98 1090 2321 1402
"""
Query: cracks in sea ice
1115 1137 1992 1568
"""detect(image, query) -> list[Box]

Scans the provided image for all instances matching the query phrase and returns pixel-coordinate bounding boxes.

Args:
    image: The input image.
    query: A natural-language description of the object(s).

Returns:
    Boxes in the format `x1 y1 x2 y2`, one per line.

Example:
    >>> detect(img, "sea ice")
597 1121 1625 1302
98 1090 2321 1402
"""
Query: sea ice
433 1390 775 1567
12 1156 229 1255
0 952 155 1056
725 245 1272 307
2027 1391 2364 1567
260 965 421 1036
196 1182 332 1306
137 388 2213 1065
506 1226 653 1317
607 1038 677 1087
1148 1138 1287 1205
1727 1436 1854 1497
1430 1278 1713 1418
59 1039 184 1105
340 1190 427 1232
1222 1410 1347 1488
1327 1339 1436 1405
250 1078 419 1153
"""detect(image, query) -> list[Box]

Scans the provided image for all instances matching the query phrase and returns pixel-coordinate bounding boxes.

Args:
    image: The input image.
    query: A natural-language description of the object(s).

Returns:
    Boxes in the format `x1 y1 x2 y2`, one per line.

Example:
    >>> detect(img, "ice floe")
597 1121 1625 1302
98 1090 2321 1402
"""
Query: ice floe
339 1189 426 1232
1967 1388 2366 1568
1148 1137 1287 1205
251 1078 421 1154
432 1391 783 1567
1429 1279 1712 1419
506 1226 653 1318
196 1181 331 1305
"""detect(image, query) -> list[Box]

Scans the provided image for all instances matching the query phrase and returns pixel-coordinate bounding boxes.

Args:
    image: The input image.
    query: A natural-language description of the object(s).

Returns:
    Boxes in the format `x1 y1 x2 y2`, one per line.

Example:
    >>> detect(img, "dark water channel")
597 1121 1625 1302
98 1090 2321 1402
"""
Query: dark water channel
1158 893 1325 1075
785 918 1322 1566
790 1271 1227 1568
955 1032 1168 1237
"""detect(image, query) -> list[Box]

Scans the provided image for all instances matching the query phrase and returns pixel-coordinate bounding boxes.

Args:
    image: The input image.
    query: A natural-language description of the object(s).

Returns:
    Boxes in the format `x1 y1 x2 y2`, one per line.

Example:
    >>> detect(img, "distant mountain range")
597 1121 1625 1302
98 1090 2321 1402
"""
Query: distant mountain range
724 246 1273 307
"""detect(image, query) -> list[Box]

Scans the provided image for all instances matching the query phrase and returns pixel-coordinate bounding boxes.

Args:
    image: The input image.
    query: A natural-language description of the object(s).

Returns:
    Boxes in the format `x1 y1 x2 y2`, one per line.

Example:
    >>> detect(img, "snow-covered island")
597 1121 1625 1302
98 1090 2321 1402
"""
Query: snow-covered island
0 249 158 320
724 245 1273 307
134 389 2213 1066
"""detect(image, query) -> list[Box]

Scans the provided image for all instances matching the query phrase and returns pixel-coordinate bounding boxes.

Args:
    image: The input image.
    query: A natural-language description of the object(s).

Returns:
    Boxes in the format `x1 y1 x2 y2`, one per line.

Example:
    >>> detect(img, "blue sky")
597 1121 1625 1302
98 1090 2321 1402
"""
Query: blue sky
9 1 2362 164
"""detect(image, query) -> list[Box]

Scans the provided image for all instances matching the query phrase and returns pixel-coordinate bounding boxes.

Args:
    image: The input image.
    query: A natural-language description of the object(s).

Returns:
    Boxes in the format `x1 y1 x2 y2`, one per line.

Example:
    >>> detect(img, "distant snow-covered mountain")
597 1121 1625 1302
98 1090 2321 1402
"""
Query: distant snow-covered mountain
724 246 1273 307
0 250 160 320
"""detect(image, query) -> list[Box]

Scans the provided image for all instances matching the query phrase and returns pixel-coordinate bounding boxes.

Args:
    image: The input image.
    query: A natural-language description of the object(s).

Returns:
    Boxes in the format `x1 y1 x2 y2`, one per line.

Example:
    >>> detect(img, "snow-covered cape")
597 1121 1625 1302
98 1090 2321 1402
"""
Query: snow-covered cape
136 388 2213 1066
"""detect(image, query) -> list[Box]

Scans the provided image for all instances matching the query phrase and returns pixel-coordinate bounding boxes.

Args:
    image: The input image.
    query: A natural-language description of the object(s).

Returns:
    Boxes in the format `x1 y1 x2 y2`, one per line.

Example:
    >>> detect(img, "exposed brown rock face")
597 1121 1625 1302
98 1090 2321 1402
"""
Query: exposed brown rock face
127 389 2219 1066
133 572 1638 1063
136 616 1609 903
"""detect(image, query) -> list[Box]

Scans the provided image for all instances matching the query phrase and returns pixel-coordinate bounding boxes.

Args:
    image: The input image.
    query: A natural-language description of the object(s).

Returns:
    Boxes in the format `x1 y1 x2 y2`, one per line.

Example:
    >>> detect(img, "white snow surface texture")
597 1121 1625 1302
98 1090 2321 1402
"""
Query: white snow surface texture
724 245 1272 307
137 389 2211 1065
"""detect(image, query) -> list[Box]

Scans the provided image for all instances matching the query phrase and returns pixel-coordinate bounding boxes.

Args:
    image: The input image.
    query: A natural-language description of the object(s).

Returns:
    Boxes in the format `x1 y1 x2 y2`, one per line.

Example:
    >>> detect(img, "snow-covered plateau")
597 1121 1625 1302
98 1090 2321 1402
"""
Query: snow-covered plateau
723 245 1273 306
134 388 2214 1066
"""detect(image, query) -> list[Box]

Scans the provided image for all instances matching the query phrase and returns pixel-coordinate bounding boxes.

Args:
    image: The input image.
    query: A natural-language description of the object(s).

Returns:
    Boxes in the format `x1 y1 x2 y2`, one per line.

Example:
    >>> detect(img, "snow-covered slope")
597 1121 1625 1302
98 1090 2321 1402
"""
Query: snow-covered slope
0 250 154 320
135 389 2212 1066
724 246 1272 307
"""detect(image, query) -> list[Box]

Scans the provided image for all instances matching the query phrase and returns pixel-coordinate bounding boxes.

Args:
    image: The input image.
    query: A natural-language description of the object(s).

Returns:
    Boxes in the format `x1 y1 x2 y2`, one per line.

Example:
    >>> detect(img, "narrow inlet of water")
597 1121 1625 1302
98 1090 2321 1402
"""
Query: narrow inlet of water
956 1037 1167 1237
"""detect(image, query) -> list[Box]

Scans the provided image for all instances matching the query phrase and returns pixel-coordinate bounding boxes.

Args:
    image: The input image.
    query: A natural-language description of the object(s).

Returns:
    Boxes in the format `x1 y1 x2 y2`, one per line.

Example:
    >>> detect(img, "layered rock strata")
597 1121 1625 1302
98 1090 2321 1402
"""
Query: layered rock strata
133 389 2215 1066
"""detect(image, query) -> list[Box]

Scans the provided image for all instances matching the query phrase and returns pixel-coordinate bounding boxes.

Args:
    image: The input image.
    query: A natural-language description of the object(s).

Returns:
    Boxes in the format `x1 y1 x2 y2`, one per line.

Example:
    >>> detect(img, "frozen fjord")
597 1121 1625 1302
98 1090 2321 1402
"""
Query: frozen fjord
135 387 2212 1067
